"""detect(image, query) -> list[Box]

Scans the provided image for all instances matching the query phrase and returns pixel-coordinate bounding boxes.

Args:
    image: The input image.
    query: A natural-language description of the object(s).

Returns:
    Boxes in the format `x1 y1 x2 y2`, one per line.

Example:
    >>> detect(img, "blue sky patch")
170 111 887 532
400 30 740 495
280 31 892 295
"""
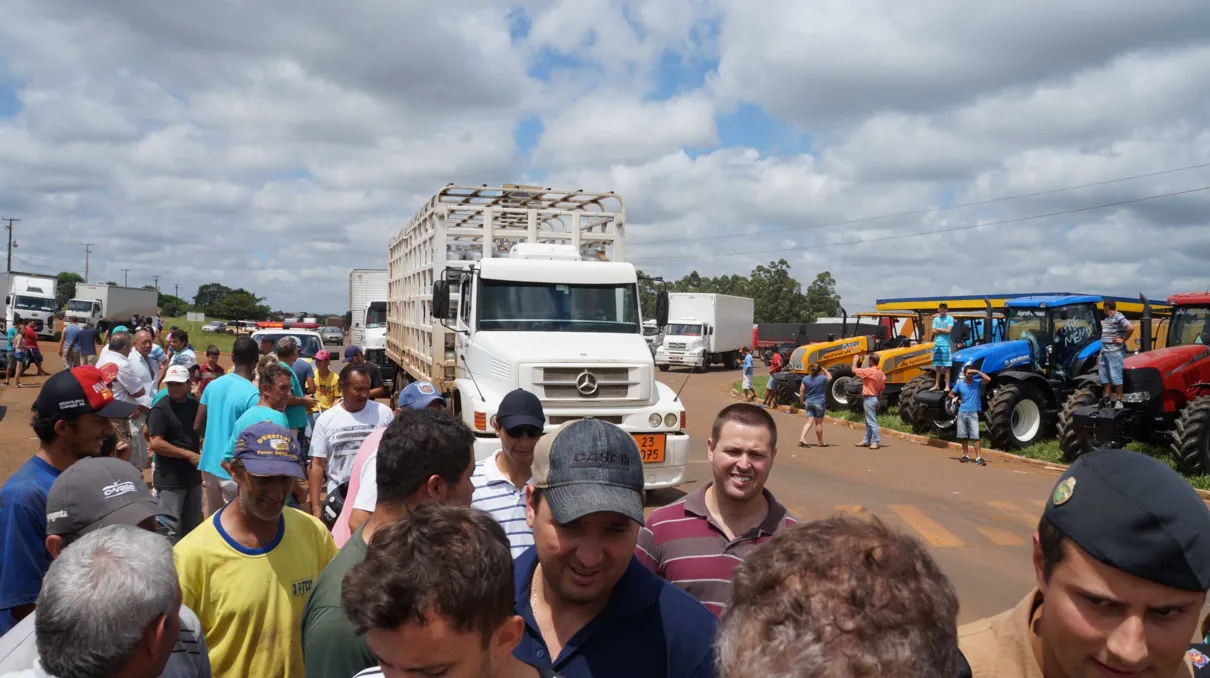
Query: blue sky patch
716 103 812 156
0 81 22 118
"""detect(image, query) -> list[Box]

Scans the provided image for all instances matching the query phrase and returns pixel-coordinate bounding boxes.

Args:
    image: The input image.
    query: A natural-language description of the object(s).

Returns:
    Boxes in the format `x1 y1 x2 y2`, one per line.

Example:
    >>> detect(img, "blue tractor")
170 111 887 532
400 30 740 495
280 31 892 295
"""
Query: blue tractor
911 295 1103 449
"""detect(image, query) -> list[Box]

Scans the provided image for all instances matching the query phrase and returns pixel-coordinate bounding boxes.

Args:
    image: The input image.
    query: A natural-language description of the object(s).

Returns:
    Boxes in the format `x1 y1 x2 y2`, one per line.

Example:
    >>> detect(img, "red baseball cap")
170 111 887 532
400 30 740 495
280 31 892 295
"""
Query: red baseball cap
33 366 139 420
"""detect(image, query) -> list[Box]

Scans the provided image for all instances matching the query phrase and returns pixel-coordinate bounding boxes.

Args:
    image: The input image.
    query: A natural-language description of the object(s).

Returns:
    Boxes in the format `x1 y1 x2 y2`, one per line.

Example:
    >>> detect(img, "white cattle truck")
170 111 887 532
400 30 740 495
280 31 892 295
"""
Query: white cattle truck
0 272 58 339
386 185 689 490
348 269 387 346
64 283 159 333
655 293 755 372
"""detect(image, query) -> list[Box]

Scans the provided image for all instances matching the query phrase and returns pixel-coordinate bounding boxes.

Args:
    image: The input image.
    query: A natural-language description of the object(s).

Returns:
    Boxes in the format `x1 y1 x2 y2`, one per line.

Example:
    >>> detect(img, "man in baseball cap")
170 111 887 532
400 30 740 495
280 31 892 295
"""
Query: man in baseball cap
396 380 447 410
515 418 717 678
342 346 385 399
0 457 211 677
0 366 137 635
473 389 546 557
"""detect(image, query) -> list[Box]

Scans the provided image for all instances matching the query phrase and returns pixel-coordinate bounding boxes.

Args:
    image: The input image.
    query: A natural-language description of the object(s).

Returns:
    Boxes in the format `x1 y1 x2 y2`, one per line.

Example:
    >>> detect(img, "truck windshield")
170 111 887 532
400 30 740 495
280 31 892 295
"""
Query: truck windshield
1006 308 1046 341
366 302 387 328
666 323 702 336
14 296 54 313
478 280 639 333
1169 307 1209 346
66 299 95 313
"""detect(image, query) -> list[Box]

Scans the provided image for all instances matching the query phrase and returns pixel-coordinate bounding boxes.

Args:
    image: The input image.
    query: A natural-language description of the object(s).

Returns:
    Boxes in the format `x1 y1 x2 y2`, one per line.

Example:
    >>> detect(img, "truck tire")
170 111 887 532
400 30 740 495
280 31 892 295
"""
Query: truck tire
826 365 856 410
898 374 932 428
1172 396 1210 474
658 364 669 372
1057 387 1097 462
987 383 1047 450
724 352 738 370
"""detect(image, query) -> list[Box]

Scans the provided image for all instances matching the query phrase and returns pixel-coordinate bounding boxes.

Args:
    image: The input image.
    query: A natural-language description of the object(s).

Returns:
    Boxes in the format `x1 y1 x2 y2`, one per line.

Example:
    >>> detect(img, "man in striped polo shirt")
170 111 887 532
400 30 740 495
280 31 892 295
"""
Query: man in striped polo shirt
637 403 795 616
471 389 545 558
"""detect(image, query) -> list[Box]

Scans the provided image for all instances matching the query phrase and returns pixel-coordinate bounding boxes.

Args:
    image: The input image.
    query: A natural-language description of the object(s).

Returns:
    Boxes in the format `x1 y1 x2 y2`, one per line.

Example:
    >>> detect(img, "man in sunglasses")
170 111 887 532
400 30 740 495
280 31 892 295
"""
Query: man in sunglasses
471 389 546 558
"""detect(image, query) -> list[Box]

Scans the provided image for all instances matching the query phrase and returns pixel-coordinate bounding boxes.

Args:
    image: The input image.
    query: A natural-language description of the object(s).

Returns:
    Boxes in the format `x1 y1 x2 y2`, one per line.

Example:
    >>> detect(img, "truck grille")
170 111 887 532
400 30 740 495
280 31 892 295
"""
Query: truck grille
669 342 687 350
364 349 390 368
535 367 635 400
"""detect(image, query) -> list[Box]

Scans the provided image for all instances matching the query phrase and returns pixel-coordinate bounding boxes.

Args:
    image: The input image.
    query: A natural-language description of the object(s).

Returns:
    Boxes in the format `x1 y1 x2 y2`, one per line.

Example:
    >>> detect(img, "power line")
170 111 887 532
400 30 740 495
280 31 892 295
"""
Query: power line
629 184 1210 261
631 161 1210 247
121 268 131 286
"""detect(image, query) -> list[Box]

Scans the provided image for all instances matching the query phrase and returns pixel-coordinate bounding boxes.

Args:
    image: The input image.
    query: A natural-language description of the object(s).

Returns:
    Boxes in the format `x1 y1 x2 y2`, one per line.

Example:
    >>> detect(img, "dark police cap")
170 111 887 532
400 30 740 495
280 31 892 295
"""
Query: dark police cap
1045 448 1210 592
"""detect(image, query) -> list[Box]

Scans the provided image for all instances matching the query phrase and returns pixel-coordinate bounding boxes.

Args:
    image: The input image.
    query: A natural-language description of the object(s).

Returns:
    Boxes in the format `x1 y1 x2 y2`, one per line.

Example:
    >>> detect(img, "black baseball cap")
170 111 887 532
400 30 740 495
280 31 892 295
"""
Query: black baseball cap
496 389 544 430
46 457 167 537
1045 448 1210 592
33 366 138 420
531 418 644 526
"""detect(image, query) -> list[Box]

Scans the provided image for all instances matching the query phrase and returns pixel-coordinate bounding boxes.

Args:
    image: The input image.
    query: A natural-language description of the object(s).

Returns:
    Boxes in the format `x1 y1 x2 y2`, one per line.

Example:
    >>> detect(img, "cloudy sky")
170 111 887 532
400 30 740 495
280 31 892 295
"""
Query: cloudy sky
2 0 1208 314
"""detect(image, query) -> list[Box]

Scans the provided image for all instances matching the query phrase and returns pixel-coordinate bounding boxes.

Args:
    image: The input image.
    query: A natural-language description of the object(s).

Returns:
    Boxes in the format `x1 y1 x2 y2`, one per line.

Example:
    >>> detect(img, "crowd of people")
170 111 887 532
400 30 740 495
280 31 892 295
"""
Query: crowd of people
2 326 1210 677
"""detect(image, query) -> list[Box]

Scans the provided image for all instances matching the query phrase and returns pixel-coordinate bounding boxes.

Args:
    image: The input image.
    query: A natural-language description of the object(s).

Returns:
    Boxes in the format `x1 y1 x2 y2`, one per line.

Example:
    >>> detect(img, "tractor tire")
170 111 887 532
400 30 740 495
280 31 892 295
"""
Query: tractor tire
898 375 933 428
1172 396 1210 474
658 364 669 372
826 365 857 411
1057 387 1097 463
987 383 1047 450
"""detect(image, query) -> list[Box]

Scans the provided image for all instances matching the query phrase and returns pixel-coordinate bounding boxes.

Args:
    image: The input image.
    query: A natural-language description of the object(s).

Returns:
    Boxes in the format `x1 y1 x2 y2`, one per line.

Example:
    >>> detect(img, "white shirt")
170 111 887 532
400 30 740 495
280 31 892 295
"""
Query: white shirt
310 401 393 494
471 450 534 558
96 348 152 408
129 352 156 401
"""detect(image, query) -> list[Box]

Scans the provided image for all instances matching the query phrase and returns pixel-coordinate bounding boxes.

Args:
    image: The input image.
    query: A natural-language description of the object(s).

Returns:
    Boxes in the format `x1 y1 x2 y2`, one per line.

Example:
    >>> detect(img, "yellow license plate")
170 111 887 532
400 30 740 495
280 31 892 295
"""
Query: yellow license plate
633 433 666 464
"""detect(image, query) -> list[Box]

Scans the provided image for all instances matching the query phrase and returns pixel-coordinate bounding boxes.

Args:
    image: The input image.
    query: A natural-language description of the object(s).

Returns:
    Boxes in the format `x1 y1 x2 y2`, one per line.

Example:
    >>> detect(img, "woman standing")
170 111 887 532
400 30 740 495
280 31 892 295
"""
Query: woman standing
798 363 832 447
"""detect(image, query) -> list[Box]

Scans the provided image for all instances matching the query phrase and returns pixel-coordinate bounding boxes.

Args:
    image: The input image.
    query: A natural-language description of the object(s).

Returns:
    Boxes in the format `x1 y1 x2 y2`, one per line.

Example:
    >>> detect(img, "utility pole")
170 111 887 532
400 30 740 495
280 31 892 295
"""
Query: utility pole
174 284 180 299
3 217 19 273
81 243 95 282
121 269 131 286
152 275 160 290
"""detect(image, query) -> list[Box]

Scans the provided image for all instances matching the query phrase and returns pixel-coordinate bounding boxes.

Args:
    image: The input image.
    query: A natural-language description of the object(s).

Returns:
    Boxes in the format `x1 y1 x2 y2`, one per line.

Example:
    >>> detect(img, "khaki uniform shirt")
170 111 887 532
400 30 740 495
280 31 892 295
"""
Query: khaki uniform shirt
959 589 1196 677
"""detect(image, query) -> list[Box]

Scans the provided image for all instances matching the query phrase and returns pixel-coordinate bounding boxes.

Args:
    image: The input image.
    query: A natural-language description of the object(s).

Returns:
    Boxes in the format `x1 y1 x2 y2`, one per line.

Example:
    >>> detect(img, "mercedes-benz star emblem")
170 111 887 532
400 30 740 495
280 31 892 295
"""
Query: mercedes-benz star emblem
575 370 599 396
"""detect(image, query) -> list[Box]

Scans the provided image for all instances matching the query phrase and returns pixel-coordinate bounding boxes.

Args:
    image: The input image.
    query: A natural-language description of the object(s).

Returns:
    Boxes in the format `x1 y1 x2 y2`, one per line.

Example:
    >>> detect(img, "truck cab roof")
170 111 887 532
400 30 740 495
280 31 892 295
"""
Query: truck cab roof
478 258 636 284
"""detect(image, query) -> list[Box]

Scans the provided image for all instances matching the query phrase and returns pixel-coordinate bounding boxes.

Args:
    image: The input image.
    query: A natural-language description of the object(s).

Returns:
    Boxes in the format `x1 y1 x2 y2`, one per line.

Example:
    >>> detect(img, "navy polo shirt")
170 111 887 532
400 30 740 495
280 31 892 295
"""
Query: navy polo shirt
513 547 717 678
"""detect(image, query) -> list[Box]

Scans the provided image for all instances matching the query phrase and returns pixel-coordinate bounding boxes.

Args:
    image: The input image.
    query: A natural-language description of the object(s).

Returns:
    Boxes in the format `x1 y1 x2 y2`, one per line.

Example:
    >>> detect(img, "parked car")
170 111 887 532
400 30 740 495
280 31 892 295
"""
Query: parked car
201 321 225 333
320 326 344 345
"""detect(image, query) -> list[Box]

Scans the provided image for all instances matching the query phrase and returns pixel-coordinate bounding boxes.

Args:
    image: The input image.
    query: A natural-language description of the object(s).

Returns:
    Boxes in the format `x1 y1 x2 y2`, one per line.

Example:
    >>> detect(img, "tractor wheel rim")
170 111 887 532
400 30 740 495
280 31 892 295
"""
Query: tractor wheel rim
935 418 955 430
1011 398 1042 442
833 379 850 406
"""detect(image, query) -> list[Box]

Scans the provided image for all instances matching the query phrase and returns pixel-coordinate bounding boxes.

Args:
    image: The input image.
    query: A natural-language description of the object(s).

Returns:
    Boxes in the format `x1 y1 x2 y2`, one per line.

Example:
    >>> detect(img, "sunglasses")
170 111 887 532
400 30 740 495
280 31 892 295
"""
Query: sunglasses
506 426 544 439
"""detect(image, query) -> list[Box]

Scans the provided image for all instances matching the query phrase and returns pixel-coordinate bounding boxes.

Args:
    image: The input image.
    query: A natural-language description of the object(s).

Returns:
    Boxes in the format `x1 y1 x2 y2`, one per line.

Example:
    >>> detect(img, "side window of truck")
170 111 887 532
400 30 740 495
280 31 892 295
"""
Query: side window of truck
459 280 471 325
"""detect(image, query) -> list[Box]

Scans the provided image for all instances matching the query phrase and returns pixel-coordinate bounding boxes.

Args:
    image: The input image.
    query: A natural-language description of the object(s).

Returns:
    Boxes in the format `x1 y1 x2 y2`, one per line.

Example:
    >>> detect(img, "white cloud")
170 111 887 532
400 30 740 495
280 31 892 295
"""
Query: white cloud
536 93 717 166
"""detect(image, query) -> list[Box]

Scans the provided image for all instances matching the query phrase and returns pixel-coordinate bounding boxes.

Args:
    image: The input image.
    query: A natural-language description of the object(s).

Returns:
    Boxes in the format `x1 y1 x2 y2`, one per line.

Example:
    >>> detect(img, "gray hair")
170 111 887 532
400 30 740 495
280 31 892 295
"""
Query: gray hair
36 525 179 678
107 332 132 352
275 335 299 356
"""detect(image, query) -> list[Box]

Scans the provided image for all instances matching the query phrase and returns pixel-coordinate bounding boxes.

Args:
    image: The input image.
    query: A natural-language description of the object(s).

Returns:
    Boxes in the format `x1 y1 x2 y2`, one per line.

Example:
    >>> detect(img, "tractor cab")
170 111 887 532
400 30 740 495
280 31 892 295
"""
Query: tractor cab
1061 294 1210 469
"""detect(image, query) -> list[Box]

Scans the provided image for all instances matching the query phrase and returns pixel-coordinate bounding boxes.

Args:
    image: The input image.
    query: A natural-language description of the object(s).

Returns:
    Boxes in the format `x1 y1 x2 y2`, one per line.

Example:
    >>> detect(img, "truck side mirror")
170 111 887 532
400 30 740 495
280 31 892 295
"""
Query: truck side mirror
655 291 669 328
432 280 452 319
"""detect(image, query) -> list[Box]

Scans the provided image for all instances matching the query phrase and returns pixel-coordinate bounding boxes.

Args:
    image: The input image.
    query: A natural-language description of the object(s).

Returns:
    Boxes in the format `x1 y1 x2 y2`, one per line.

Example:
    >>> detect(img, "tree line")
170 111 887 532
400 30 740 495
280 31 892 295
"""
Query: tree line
54 274 274 320
638 259 843 324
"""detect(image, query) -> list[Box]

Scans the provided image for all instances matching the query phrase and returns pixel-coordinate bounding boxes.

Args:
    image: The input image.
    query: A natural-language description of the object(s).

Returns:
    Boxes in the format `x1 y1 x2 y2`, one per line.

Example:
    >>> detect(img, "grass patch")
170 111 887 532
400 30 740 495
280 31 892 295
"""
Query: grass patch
161 316 236 354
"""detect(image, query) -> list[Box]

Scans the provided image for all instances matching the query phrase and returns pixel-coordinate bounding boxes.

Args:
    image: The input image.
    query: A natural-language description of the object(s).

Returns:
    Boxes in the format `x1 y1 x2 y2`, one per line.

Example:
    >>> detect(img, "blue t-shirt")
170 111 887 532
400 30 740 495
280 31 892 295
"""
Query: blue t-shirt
513 548 717 678
280 361 308 430
199 373 261 481
0 457 62 635
932 316 955 350
801 373 828 405
952 376 983 413
226 406 291 465
61 324 81 351
149 344 166 363
4 327 15 353
743 353 754 376
74 327 99 356
291 358 314 387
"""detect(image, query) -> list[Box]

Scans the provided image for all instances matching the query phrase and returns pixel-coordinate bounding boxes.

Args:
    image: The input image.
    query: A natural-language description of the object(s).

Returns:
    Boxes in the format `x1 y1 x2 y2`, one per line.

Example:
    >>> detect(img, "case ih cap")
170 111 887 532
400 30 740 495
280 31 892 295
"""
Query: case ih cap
45 456 167 537
33 366 138 420
232 422 307 479
531 418 645 526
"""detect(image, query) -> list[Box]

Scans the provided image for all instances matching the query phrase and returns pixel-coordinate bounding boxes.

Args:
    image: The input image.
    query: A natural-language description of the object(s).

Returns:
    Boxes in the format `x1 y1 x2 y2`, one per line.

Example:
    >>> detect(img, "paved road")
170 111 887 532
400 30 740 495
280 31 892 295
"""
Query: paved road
652 366 1066 623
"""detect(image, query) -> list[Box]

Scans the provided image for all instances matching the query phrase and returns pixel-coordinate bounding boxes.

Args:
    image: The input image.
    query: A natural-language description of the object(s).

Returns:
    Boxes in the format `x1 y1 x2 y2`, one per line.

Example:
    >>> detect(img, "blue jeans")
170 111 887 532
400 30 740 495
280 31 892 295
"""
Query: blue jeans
863 396 880 445
956 411 980 440
1099 351 1124 386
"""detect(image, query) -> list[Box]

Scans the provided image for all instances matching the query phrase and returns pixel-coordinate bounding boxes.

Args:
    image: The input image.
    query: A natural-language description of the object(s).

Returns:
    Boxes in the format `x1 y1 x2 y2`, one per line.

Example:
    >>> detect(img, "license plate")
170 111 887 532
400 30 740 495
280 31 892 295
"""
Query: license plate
633 433 666 464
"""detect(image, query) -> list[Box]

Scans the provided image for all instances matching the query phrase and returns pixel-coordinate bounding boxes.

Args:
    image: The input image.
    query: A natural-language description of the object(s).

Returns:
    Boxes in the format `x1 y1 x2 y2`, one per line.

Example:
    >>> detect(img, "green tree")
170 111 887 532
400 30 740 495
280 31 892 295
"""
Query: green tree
194 282 234 310
636 270 662 321
55 271 85 308
142 284 157 290
157 293 191 318
105 281 117 286
747 259 810 323
207 290 270 320
804 271 842 321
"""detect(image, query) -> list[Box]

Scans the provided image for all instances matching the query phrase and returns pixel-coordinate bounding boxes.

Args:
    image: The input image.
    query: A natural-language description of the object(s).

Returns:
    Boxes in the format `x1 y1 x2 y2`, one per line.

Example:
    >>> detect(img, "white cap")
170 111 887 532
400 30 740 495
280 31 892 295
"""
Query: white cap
162 365 191 384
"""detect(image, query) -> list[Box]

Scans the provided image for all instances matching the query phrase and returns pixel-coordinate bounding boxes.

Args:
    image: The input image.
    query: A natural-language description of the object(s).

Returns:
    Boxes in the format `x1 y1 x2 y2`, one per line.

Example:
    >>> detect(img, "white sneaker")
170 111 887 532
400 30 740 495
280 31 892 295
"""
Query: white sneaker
1113 400 1124 410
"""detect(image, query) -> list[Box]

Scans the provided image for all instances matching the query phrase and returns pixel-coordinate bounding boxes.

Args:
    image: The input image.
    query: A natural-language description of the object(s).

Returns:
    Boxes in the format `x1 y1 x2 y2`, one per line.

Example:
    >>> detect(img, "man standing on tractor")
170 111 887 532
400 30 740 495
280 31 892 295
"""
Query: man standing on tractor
948 362 991 466
1099 299 1134 410
931 303 954 391
853 354 886 450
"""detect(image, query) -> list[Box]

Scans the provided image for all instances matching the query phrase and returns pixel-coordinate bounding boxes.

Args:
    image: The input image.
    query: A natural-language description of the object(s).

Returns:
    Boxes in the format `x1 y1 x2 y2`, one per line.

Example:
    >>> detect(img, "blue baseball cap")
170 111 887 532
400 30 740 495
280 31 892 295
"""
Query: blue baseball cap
232 422 306 479
398 381 446 410
110 325 130 334
344 345 362 359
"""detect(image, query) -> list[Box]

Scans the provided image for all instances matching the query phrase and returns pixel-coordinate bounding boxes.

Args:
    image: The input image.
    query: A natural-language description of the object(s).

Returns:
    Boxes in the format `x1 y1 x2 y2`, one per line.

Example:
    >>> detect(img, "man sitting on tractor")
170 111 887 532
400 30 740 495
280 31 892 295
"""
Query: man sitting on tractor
931 303 954 391
1099 299 1135 410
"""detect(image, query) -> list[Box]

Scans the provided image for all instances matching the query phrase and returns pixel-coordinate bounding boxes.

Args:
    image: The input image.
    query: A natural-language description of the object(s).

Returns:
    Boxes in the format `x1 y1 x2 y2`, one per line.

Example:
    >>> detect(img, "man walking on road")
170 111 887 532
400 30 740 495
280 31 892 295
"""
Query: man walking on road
741 346 756 402
1099 299 1135 409
195 336 261 516
853 354 886 449
56 318 81 370
472 388 546 558
515 419 717 678
797 363 831 447
147 365 205 543
74 321 100 367
948 363 991 466
960 449 1210 678
638 403 796 617
931 303 955 391
308 365 393 519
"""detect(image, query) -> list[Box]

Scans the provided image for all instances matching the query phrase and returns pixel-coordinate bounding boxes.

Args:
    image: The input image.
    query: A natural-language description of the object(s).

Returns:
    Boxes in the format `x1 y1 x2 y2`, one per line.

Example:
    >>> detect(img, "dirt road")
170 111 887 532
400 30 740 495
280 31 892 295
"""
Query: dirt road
655 365 1064 623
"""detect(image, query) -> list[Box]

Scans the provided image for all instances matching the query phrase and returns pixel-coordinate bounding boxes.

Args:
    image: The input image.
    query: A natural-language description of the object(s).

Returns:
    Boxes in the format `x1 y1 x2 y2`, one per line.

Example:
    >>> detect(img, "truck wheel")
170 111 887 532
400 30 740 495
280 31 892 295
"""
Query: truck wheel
724 352 738 370
987 383 1047 450
898 375 932 428
826 365 856 410
1172 396 1210 474
1057 387 1097 462
658 364 669 372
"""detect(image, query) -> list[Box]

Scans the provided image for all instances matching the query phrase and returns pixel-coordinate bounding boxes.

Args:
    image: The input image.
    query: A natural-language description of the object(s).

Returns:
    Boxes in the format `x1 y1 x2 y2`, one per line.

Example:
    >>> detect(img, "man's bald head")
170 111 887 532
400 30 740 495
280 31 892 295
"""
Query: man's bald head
133 330 153 356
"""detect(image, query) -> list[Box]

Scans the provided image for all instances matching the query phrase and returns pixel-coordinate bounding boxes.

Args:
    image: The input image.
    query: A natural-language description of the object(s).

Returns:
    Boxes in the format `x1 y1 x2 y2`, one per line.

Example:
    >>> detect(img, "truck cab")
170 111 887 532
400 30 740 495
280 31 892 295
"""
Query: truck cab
7 275 57 340
642 319 662 355
657 319 707 369
361 300 394 391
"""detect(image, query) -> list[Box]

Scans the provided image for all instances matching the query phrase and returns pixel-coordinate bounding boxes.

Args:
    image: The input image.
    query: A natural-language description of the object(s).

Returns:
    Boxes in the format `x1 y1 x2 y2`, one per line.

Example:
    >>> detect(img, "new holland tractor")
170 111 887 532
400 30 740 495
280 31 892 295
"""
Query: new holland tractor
1057 293 1210 470
911 295 1106 450
895 308 1007 428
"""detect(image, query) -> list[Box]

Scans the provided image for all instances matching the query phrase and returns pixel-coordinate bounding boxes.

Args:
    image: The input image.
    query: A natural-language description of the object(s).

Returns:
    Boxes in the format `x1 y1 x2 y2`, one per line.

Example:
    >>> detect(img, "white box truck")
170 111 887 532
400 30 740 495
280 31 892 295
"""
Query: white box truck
0 272 58 340
64 283 160 331
386 185 688 489
348 269 387 347
655 293 755 372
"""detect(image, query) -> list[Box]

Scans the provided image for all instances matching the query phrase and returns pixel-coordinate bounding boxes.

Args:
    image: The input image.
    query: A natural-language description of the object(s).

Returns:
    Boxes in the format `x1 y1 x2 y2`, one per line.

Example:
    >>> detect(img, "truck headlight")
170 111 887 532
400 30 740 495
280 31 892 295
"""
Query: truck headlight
649 413 662 427
663 413 678 428
1122 392 1152 403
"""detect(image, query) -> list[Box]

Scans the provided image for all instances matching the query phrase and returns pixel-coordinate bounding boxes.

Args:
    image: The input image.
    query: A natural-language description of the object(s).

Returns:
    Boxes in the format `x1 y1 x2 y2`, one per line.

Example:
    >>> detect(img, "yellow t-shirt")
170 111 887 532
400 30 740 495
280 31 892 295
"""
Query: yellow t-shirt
313 370 341 411
174 506 338 678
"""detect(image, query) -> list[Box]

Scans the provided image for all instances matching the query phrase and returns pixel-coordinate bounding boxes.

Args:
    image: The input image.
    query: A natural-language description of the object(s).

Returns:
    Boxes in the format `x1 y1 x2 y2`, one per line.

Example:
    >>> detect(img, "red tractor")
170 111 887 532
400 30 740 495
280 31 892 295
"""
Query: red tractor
1058 293 1210 471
